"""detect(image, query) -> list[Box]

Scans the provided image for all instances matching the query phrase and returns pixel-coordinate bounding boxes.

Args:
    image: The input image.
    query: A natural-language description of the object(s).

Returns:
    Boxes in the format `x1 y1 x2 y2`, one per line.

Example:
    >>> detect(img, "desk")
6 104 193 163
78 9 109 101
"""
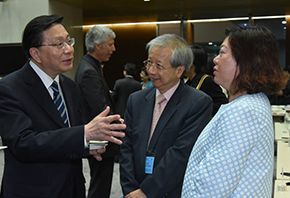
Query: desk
272 105 285 115
272 105 285 122
274 180 290 198
276 140 290 180
274 122 289 142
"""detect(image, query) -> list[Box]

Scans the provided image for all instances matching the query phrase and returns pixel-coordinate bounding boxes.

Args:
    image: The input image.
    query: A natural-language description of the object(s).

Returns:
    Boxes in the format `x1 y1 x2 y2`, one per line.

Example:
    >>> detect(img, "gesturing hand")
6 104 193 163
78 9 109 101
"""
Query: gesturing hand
85 106 126 145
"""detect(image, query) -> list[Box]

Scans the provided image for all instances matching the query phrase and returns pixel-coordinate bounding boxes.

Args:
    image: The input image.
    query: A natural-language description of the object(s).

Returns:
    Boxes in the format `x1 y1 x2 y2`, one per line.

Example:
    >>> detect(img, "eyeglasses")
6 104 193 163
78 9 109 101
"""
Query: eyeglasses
37 38 75 50
143 60 172 71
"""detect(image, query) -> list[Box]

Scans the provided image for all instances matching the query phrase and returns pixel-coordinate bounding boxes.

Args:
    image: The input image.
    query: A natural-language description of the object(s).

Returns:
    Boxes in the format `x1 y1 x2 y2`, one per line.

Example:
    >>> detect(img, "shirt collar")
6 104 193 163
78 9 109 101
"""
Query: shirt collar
29 60 59 89
156 80 180 101
87 54 101 67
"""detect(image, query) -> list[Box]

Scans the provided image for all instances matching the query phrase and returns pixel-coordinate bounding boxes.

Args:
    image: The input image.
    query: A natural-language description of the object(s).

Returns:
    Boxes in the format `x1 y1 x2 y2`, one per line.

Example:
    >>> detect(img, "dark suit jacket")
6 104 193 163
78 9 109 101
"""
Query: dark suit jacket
119 81 213 198
112 76 142 118
186 72 228 116
0 62 88 198
75 54 118 158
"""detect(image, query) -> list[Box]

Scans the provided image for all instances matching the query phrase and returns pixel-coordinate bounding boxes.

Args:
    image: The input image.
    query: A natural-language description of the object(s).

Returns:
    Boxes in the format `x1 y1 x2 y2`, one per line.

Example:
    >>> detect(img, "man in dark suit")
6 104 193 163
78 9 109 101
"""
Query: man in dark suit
112 63 142 118
74 25 118 198
119 34 213 198
0 15 126 198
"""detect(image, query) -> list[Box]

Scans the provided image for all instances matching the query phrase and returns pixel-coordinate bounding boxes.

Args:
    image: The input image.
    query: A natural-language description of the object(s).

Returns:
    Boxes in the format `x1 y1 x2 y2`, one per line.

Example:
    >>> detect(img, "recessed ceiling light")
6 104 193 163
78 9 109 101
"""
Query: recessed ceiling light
282 20 287 24
144 0 150 1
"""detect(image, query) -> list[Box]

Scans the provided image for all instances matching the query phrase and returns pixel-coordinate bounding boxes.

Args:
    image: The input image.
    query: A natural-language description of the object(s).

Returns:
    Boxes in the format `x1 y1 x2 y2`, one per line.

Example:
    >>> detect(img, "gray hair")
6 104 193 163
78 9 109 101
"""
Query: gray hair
85 26 116 52
146 34 193 74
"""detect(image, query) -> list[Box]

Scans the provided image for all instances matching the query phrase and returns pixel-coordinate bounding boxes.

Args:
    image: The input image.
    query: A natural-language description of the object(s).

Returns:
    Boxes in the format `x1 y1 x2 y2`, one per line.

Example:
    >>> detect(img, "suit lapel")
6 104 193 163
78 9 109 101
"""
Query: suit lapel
84 55 115 113
142 89 156 142
148 82 184 149
24 63 67 127
100 69 115 113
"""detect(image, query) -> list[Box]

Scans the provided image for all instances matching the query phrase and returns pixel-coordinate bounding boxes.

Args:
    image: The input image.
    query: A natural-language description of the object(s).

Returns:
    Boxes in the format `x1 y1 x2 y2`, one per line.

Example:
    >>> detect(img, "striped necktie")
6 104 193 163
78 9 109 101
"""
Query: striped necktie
51 81 69 127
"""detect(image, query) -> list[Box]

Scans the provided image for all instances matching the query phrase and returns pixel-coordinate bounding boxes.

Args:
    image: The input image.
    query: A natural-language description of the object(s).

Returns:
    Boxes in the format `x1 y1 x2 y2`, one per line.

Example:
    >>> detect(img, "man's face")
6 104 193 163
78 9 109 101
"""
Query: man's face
97 36 116 62
32 24 74 79
147 46 184 94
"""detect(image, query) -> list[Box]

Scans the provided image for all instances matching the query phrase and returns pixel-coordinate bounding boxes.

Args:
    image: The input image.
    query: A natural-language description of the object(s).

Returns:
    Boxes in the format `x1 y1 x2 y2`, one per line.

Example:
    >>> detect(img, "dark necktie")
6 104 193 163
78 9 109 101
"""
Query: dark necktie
51 81 69 127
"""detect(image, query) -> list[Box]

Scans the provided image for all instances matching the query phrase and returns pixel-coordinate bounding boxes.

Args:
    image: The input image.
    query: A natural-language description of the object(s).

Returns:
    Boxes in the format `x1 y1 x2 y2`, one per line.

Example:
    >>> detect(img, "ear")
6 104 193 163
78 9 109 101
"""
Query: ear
29 48 41 63
176 66 185 78
94 43 101 50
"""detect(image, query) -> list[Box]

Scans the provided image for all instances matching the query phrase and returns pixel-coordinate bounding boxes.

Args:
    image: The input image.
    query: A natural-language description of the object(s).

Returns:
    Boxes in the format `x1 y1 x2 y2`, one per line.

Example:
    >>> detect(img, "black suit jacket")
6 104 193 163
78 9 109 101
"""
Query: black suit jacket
187 72 228 116
0 62 88 198
119 81 212 198
75 54 118 158
112 76 142 118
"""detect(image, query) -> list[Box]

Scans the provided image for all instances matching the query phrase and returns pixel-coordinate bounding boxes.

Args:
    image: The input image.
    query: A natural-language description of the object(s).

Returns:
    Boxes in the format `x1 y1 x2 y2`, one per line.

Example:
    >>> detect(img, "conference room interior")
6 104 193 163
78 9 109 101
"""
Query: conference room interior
1 0 290 197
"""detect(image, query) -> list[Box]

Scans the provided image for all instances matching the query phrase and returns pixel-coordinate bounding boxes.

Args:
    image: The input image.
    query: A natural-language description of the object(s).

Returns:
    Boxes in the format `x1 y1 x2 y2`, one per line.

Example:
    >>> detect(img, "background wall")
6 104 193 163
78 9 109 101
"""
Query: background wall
193 22 235 43
0 0 49 77
0 0 49 44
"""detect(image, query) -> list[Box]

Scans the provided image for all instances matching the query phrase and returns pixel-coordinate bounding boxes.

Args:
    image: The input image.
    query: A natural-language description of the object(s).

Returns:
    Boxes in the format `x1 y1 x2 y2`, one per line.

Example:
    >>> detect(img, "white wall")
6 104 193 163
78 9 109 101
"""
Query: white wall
0 0 49 44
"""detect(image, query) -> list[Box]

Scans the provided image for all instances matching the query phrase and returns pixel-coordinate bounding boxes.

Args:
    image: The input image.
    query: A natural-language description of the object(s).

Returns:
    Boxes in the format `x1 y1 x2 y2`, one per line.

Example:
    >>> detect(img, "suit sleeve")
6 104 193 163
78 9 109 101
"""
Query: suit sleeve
140 94 212 197
0 83 89 163
119 94 140 195
112 81 119 103
79 69 107 115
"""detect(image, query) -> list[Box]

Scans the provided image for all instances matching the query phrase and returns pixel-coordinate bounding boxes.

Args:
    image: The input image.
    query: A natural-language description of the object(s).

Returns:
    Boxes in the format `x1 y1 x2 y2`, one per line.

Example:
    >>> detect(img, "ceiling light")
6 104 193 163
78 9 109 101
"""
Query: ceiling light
82 20 180 28
208 42 213 45
282 20 287 24
252 15 290 19
144 0 150 1
81 15 290 28
187 17 249 23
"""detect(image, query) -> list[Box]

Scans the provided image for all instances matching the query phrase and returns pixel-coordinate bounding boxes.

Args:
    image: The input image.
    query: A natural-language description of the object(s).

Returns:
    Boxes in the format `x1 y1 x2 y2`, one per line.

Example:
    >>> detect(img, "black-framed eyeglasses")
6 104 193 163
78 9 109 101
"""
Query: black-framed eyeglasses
143 60 172 71
36 38 75 50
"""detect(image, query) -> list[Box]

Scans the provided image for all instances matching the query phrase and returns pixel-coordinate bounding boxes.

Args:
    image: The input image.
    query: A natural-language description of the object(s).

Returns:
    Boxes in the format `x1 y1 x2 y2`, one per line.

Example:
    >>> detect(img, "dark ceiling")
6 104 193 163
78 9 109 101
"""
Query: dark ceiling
53 0 290 25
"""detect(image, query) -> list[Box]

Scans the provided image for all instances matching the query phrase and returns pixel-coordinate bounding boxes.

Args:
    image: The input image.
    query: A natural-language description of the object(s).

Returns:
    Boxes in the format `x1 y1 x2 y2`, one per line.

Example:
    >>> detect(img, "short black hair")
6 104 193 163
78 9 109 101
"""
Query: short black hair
22 15 64 59
284 65 290 73
124 63 137 76
141 66 148 76
190 44 207 73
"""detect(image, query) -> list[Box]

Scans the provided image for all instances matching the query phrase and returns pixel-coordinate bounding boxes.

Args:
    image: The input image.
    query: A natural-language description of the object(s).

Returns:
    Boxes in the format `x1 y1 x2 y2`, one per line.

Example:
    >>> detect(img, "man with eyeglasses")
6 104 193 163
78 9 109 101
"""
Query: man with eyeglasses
0 15 126 198
74 25 117 198
119 34 213 198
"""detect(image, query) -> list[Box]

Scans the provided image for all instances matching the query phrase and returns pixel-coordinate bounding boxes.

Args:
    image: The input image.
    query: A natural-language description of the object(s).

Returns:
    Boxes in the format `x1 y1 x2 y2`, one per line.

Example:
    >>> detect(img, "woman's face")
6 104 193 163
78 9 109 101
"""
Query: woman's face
140 71 148 82
213 36 239 92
